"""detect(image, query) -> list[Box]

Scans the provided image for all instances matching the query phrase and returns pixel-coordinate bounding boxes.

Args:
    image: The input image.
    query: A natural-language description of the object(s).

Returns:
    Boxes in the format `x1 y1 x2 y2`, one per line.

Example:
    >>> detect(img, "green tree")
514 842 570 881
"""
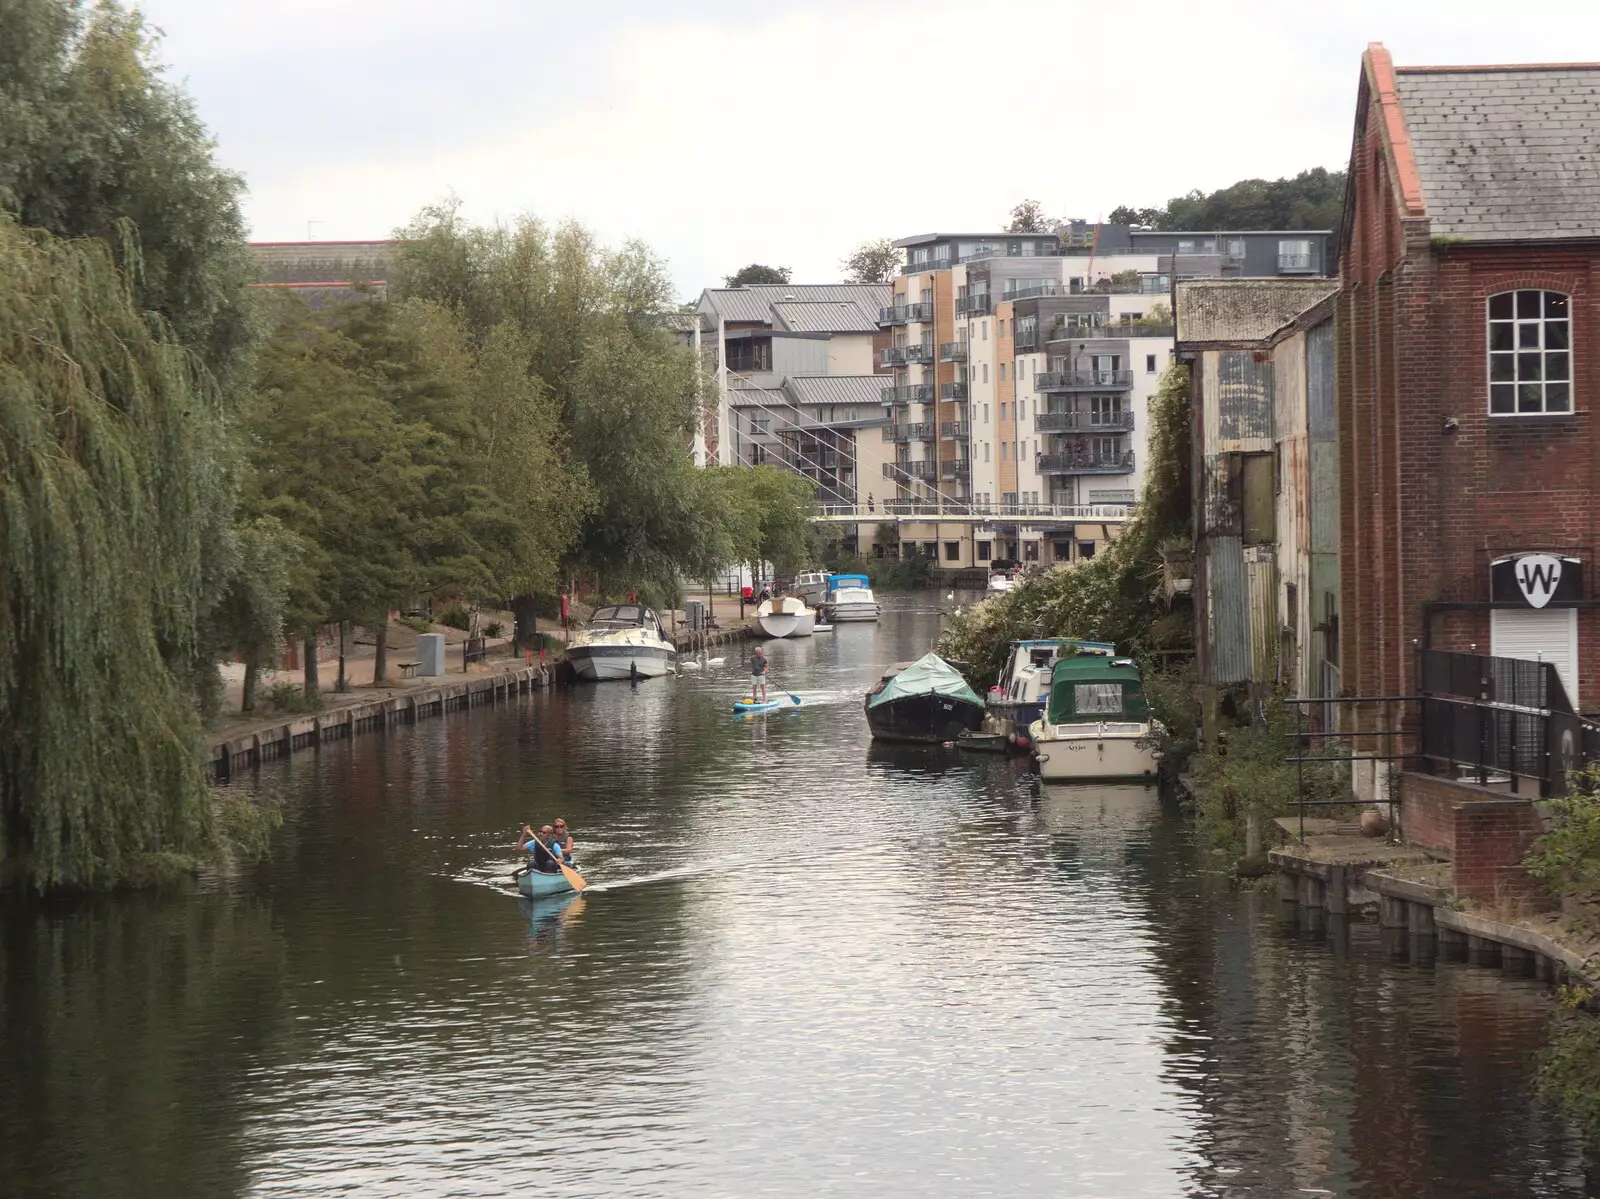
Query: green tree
1110 168 1346 235
0 216 224 889
215 517 299 713
723 264 791 286
840 237 901 283
1107 205 1163 227
1006 199 1051 233
394 203 711 611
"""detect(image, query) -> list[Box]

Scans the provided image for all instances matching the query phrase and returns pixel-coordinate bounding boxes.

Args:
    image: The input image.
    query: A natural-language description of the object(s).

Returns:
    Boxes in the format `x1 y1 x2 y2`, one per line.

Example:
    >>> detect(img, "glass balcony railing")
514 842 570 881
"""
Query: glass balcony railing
1035 370 1134 391
939 342 968 363
881 384 934 405
1036 449 1136 475
939 381 968 400
1035 410 1135 432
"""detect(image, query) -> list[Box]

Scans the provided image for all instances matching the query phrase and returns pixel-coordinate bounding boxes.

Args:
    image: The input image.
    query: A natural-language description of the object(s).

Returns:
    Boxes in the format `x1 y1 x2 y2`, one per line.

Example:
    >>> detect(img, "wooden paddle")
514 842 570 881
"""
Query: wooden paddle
526 835 587 892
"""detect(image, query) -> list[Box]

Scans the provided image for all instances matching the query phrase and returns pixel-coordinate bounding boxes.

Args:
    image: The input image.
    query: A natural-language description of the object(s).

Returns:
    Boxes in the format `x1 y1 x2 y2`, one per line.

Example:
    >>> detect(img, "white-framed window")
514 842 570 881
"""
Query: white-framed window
1489 290 1571 414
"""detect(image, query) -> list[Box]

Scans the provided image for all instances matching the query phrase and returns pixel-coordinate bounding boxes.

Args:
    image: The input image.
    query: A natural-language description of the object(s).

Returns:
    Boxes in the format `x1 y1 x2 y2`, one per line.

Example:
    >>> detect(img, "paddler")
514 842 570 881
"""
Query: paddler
748 645 769 703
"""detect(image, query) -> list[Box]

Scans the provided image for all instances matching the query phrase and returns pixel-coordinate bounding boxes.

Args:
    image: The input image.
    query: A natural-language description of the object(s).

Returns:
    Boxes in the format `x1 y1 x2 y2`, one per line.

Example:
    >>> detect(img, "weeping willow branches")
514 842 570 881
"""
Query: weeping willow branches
0 215 222 889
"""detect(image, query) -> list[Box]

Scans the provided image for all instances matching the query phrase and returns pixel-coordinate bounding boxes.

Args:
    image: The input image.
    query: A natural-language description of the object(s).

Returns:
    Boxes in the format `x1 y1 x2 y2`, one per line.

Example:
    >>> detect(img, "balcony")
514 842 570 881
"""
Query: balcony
1277 251 1315 273
941 459 972 480
1003 281 1063 302
881 384 934 405
1036 449 1136 475
939 381 968 400
940 421 970 440
958 293 992 316
883 422 936 443
880 347 906 368
877 302 936 326
1036 410 1136 432
902 258 952 276
939 341 968 363
1110 322 1176 339
1035 369 1134 391
884 459 936 480
904 343 934 365
1069 276 1169 296
1046 322 1105 342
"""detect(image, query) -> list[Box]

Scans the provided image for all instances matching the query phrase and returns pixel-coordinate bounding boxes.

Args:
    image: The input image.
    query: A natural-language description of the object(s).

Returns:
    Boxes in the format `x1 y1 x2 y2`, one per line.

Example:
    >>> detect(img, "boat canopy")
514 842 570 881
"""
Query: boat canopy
1045 656 1148 724
868 652 982 710
828 573 871 591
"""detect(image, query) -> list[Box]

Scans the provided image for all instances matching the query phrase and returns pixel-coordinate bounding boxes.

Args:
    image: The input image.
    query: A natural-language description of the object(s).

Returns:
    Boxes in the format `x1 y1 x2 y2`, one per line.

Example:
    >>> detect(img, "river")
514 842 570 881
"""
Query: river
1 597 1595 1197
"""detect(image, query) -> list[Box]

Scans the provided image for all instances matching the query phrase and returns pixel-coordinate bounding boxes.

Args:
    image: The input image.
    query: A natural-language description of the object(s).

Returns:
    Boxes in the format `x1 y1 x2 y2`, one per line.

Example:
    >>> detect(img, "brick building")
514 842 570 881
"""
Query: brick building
1339 44 1600 715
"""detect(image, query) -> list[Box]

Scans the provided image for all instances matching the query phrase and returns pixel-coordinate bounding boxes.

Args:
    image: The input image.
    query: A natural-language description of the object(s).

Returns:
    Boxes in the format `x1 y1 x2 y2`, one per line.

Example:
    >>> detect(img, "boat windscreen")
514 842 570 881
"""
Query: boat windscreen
1045 661 1148 724
592 604 644 625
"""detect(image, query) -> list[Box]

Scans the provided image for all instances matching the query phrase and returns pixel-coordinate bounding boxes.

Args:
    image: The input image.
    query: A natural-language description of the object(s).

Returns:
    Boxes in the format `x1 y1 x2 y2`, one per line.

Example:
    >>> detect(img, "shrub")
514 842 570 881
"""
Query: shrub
1540 986 1600 1150
1142 662 1200 786
438 605 471 631
399 615 432 634
482 620 505 639
264 681 321 714
1526 762 1600 895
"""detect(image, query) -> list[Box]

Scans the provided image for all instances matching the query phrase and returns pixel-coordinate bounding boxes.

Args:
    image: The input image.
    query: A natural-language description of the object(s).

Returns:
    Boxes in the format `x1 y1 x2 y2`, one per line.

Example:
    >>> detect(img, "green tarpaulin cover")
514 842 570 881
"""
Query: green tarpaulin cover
868 652 982 709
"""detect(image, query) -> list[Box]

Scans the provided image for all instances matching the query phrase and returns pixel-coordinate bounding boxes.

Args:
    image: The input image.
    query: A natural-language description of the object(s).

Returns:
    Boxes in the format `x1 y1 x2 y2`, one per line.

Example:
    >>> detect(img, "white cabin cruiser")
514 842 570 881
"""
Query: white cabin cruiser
1029 649 1159 783
792 570 832 606
986 572 1018 594
984 639 1111 747
566 603 675 681
755 595 817 639
821 573 880 622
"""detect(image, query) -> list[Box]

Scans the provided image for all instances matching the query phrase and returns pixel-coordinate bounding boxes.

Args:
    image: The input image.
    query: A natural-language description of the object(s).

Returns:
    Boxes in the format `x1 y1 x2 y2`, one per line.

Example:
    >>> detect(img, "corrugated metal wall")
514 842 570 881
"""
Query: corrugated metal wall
1216 351 1274 446
1246 544 1280 683
1206 536 1252 684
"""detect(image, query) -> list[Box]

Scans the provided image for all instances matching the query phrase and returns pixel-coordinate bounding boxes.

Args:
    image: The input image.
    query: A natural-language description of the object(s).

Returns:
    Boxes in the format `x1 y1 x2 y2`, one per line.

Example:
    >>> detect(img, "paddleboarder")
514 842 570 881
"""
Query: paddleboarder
749 645 769 704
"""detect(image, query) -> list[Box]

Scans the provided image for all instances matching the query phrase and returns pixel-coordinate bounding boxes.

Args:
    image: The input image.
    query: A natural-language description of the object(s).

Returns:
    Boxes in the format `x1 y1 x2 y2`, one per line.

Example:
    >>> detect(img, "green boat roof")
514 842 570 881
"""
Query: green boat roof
1046 656 1148 723
868 652 981 709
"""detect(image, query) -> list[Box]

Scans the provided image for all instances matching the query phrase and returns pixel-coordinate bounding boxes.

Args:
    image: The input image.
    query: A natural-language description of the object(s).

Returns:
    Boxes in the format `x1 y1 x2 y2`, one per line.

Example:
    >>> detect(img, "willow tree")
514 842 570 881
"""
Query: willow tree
0 217 222 889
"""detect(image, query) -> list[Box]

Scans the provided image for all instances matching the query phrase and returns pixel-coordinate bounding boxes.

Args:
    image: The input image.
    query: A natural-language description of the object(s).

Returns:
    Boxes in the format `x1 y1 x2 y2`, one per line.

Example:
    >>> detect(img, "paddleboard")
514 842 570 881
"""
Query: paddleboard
733 697 788 713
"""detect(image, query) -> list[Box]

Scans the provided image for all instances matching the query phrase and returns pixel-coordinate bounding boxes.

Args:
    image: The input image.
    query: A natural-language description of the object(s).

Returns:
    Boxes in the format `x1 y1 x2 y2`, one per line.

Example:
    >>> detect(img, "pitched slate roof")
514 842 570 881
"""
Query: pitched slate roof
1175 280 1340 346
783 375 889 408
699 283 890 326
1392 63 1600 241
771 300 879 334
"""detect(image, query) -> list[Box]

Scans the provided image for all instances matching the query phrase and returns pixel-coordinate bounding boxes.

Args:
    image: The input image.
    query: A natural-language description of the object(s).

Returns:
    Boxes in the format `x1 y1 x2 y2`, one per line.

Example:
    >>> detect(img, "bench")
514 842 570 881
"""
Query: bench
398 661 420 679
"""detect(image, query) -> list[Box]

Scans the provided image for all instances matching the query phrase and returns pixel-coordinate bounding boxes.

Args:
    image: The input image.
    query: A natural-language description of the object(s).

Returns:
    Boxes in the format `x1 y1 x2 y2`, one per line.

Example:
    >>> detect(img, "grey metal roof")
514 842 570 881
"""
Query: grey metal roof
1395 66 1600 241
1175 280 1339 346
699 283 891 325
726 386 787 408
893 232 1047 247
782 375 890 408
771 300 878 333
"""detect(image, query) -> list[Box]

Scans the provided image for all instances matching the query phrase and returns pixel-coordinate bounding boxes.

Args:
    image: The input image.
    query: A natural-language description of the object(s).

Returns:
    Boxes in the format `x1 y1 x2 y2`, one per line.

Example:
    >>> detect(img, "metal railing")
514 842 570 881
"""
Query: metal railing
1036 449 1136 474
881 384 934 405
883 459 936 480
958 294 992 316
1003 281 1063 301
940 421 970 439
880 347 907 367
904 343 934 365
815 501 1133 522
941 459 971 480
882 422 934 443
878 302 935 325
1109 322 1175 339
1045 323 1105 342
1036 410 1135 432
1278 252 1315 272
1068 277 1169 295
939 381 968 400
939 341 968 362
1036 370 1134 391
902 258 952 276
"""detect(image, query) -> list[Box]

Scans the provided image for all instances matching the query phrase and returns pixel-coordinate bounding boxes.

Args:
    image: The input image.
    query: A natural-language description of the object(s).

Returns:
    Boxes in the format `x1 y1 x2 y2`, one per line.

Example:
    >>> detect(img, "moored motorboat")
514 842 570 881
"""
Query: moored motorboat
755 595 817 639
822 573 880 622
986 572 1018 594
566 603 675 681
985 638 1113 750
1028 649 1159 783
864 652 985 743
792 569 832 606
517 868 577 899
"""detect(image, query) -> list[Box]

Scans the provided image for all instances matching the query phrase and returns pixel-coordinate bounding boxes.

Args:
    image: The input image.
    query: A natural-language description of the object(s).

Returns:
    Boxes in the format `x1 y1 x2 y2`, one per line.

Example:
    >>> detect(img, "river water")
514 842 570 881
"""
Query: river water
1 598 1595 1197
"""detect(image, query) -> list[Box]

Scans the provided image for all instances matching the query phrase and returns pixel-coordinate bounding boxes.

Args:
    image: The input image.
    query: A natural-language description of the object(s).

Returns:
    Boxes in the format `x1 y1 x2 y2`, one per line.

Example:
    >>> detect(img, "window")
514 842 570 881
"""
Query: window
1000 363 1007 382
1018 358 1027 379
1489 290 1570 414
1024 541 1039 561
751 415 769 434
1078 542 1095 559
920 287 933 306
982 321 989 341
998 319 1007 336
999 402 1006 421
1225 238 1246 260
944 541 960 562
977 541 992 562
982 364 989 383
1278 239 1313 272
984 442 991 462
1019 399 1027 420
984 403 990 423
1001 442 1008 461
1146 354 1157 373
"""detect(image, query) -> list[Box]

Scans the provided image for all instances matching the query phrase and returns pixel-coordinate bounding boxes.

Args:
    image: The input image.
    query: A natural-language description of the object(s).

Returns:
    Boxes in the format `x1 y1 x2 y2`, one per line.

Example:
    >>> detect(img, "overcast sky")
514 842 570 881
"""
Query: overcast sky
137 0 1600 300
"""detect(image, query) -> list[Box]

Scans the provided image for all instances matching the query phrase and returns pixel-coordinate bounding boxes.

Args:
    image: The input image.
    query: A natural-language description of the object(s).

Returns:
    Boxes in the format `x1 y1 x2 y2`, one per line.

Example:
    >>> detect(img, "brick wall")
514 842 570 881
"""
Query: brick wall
1400 772 1543 904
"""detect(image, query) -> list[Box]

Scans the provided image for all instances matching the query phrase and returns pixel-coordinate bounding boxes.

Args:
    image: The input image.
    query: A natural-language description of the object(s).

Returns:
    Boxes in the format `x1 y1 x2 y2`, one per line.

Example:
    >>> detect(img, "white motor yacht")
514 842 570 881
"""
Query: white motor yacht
792 570 832 606
821 573 880 622
1028 650 1159 783
755 595 817 639
566 603 675 681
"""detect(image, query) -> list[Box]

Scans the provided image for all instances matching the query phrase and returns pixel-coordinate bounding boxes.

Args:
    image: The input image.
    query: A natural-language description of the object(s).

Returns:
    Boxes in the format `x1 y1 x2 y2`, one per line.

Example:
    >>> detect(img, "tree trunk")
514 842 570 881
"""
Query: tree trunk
373 618 389 684
303 635 319 699
241 658 260 713
1244 811 1263 859
512 595 539 656
336 620 349 691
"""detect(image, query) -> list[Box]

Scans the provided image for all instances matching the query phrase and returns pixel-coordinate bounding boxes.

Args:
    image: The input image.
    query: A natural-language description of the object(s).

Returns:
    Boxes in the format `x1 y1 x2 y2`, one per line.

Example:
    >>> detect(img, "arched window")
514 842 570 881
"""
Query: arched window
1489 290 1571 414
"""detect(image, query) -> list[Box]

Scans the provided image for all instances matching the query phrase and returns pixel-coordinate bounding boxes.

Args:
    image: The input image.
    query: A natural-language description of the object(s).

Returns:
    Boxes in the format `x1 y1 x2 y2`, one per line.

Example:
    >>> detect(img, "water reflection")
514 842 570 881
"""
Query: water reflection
0 596 1594 1197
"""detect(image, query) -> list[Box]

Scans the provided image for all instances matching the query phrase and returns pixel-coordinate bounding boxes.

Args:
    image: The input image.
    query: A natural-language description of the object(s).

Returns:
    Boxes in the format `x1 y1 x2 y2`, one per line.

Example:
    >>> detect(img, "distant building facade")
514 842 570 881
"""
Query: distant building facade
248 240 394 307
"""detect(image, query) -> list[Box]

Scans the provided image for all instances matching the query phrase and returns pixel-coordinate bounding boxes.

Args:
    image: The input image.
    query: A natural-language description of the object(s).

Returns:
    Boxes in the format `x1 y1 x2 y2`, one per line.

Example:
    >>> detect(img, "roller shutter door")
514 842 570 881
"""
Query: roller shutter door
1490 607 1578 708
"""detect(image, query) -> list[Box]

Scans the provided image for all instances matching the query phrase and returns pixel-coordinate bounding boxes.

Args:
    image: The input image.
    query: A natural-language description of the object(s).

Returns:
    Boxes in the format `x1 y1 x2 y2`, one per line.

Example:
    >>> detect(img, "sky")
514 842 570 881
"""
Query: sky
136 0 1600 300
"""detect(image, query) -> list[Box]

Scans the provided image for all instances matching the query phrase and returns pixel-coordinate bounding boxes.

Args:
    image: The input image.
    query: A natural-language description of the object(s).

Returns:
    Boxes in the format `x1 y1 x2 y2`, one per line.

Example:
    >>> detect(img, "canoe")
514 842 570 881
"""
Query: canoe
733 697 790 713
517 869 577 899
